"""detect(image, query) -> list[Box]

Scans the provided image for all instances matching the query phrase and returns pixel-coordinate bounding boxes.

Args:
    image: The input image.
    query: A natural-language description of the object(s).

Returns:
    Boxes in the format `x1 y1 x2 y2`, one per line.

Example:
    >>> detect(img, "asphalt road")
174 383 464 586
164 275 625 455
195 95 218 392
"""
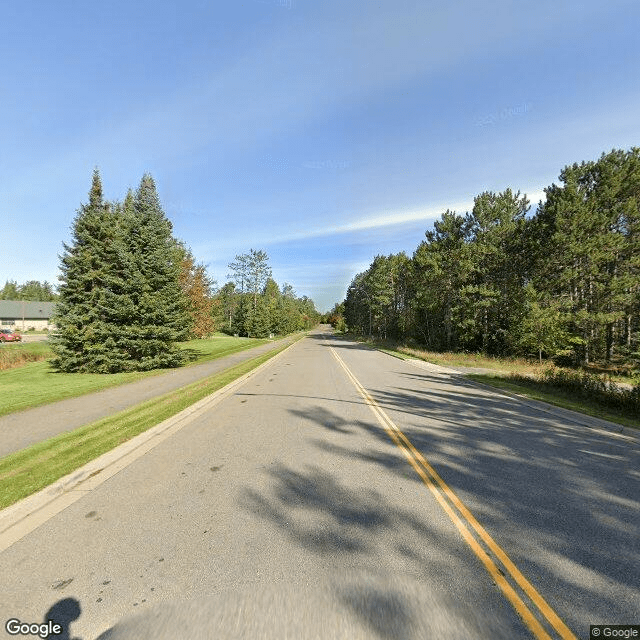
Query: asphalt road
0 328 638 639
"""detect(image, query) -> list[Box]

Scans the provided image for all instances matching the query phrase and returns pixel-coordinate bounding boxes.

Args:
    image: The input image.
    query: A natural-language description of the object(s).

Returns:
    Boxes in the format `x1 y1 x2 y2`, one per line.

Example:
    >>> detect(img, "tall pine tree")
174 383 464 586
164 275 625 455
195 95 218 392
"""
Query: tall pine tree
52 171 190 372
51 169 134 372
120 173 189 369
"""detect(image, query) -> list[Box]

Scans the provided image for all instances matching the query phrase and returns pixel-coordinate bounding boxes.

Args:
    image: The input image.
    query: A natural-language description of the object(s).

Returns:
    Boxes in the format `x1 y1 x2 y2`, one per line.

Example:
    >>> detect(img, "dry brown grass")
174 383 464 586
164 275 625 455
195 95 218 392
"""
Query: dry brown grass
396 346 543 375
0 342 52 370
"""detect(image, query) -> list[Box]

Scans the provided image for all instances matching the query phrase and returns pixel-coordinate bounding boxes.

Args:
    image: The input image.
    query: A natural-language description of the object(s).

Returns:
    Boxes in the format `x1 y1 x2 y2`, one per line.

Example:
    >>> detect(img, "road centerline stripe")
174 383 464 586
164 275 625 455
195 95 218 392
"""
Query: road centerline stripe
329 343 577 640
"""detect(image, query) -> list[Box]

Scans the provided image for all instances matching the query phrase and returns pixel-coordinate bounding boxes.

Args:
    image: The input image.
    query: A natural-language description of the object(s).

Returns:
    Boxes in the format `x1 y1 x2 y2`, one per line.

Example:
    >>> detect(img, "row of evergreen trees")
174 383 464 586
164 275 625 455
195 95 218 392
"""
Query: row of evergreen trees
340 147 640 367
52 170 319 373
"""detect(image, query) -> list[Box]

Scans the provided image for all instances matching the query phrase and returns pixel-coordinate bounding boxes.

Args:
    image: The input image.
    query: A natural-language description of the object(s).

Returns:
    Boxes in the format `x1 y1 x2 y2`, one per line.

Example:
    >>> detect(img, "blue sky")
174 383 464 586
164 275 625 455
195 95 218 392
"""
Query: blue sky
1 1 639 312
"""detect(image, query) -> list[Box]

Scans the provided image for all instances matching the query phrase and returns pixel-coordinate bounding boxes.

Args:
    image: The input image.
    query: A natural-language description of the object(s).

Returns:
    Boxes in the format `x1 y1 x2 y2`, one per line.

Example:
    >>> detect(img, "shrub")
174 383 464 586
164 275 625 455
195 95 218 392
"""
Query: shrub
511 366 640 417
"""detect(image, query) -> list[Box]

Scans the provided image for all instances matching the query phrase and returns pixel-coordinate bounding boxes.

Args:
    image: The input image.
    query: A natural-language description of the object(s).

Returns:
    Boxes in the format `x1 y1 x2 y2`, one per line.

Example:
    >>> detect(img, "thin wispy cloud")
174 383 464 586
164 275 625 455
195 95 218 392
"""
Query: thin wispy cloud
194 188 548 255
1 0 638 310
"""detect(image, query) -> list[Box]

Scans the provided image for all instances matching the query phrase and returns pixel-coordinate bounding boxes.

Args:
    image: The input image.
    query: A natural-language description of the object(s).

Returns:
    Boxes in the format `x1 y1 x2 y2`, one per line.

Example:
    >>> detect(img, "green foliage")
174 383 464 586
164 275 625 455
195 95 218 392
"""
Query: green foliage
524 367 640 416
513 284 571 362
326 301 345 328
225 254 320 337
228 248 272 311
0 280 19 299
51 169 129 372
247 297 271 338
51 170 190 373
340 147 640 372
0 280 58 301
123 173 190 369
231 294 252 336
213 282 237 333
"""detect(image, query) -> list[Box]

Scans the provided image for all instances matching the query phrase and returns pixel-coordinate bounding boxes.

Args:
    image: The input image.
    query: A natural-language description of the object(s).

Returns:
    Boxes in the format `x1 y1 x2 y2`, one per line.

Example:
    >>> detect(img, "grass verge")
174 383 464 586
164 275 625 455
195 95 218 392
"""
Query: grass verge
375 346 414 361
365 338 543 374
399 346 540 374
0 335 302 510
467 374 639 431
354 334 640 384
0 337 270 417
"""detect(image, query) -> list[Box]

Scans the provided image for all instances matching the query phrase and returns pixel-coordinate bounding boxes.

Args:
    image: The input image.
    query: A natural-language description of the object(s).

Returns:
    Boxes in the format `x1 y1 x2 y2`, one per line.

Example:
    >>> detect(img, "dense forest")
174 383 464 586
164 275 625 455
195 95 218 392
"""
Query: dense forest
339 148 640 368
47 170 319 373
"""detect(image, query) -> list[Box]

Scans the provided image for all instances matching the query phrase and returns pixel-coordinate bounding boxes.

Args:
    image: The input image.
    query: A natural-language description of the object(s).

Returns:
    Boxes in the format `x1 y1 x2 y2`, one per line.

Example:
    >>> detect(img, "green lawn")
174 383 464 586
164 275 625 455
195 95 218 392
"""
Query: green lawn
17 330 50 335
0 337 300 510
0 336 270 417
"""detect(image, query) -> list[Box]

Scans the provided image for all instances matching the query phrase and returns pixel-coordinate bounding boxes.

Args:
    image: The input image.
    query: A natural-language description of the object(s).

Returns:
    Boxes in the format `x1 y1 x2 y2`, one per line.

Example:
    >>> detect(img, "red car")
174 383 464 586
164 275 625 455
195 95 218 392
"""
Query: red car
0 328 22 342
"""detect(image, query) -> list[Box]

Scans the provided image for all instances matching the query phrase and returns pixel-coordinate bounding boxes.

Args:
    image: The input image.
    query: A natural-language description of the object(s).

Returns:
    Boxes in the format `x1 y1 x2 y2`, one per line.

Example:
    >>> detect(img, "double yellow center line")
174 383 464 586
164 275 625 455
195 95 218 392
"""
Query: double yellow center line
329 345 577 640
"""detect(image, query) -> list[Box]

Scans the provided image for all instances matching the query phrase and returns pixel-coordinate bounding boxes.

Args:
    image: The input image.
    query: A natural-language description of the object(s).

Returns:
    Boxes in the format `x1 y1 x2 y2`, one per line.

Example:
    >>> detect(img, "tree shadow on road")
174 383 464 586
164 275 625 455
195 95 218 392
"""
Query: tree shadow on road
276 366 640 639
239 460 528 639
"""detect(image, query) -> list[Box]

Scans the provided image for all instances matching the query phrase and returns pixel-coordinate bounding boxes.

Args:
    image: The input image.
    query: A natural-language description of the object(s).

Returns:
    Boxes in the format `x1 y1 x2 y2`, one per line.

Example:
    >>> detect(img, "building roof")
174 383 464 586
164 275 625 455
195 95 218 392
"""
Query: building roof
0 300 57 319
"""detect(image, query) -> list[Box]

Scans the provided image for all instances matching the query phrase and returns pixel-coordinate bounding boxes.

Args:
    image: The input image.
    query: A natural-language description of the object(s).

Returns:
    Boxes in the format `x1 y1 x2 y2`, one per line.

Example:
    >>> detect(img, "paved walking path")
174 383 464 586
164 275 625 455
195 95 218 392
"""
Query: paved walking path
0 335 299 459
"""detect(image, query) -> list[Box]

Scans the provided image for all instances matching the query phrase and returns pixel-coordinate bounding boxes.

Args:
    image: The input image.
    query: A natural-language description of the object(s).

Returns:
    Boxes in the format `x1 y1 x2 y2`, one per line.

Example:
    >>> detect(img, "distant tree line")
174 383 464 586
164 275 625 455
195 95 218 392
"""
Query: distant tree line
0 280 58 301
51 170 319 373
341 148 640 367
214 248 320 338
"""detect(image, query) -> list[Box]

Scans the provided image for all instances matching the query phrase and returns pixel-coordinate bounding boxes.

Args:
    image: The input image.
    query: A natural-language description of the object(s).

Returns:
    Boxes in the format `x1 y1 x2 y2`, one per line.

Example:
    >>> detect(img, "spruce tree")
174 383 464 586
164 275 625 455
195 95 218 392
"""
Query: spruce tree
51 169 134 372
121 174 189 369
